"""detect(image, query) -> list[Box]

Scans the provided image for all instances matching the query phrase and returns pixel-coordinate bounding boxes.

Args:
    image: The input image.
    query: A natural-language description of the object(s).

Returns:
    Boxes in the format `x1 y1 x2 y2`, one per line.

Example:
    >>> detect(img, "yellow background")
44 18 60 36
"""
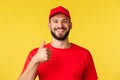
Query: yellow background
0 0 120 80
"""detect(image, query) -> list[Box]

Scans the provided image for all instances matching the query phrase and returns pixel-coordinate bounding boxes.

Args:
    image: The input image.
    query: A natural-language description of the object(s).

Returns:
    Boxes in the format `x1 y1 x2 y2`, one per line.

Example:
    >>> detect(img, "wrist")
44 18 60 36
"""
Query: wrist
31 56 40 65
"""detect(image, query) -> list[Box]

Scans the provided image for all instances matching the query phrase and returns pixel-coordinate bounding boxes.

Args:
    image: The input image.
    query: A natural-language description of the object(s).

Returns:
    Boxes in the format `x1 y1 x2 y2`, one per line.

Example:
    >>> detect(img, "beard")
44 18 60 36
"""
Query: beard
50 28 70 41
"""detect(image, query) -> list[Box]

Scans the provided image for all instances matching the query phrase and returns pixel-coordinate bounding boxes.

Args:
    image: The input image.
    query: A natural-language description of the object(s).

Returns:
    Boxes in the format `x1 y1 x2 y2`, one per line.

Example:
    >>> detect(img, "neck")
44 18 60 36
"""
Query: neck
50 38 71 49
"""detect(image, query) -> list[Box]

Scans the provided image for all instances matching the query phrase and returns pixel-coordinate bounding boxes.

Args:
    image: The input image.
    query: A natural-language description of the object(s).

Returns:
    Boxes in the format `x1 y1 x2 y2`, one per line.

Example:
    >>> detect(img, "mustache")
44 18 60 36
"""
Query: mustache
54 27 66 30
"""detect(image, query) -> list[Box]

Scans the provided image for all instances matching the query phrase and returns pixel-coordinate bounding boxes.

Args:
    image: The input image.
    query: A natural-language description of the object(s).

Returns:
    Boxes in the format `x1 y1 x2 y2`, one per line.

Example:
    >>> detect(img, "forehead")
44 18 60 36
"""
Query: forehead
50 13 69 20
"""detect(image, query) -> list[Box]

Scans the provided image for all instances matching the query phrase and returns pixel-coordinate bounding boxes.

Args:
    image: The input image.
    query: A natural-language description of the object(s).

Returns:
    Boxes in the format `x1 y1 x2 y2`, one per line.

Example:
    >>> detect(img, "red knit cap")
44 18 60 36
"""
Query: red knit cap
49 6 70 21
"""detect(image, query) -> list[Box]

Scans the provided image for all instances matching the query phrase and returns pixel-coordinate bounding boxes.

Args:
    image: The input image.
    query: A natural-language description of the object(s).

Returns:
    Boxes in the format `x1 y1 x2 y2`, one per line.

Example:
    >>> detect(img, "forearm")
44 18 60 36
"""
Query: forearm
18 58 39 80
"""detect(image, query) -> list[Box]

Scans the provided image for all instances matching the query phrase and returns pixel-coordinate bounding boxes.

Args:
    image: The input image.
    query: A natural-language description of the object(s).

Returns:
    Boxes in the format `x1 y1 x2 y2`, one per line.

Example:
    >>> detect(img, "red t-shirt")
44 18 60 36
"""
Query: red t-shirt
22 43 98 80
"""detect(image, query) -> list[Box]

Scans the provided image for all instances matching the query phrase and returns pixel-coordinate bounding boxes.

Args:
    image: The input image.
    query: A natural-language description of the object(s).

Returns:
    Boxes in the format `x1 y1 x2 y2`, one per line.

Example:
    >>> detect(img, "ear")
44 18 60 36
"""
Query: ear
48 22 51 30
69 22 72 30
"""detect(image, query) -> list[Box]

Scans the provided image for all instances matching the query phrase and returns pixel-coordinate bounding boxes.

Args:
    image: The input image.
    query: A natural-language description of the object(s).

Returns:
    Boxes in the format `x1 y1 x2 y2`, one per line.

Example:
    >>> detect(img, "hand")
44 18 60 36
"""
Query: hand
33 40 51 63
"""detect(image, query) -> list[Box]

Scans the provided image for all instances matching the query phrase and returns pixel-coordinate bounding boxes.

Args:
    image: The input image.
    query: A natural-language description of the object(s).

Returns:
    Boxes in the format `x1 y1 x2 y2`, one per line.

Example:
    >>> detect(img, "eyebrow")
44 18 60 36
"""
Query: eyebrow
51 18 69 21
62 19 69 20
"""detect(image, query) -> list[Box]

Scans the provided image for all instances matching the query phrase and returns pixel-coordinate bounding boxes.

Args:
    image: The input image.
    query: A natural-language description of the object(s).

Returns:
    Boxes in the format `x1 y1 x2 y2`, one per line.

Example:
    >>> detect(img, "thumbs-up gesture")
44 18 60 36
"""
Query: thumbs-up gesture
33 40 51 63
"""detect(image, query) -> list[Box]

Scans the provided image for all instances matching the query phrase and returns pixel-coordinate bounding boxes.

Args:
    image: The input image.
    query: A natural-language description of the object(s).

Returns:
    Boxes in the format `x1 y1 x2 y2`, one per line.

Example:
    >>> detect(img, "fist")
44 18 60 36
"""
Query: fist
33 40 51 63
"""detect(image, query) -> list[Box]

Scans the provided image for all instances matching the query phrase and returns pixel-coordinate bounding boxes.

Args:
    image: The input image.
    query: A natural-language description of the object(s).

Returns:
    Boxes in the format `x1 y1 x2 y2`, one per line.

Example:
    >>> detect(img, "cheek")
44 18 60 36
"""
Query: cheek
49 24 53 30
49 25 55 31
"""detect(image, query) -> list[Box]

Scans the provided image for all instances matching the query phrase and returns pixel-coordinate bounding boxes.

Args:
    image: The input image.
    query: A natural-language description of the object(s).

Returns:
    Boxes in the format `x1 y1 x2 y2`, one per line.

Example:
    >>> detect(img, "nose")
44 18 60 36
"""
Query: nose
58 21 63 28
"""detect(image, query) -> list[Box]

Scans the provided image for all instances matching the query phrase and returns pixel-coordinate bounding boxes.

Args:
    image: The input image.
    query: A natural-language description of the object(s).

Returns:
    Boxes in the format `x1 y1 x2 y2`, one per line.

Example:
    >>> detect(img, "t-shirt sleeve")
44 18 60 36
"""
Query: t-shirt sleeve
21 48 39 76
82 51 98 80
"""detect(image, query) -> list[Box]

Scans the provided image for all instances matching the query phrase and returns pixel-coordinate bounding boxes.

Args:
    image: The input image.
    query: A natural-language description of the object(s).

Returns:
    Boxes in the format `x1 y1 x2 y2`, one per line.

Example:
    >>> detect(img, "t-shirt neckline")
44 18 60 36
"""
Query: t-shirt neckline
48 43 74 51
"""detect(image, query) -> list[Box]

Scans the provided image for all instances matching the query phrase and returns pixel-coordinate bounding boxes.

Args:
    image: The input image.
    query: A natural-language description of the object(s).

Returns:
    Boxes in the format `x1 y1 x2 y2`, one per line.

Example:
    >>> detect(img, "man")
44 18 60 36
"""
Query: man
18 6 98 80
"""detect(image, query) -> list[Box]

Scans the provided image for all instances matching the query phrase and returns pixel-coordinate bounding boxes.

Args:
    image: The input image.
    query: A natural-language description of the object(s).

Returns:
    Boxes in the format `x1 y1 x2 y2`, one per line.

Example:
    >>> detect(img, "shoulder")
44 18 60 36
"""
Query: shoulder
72 43 90 53
71 43 92 58
27 48 39 58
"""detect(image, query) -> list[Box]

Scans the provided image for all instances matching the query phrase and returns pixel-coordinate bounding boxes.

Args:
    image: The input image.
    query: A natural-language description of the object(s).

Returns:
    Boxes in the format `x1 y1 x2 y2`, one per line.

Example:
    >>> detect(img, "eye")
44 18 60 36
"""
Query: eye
62 20 69 23
52 20 58 23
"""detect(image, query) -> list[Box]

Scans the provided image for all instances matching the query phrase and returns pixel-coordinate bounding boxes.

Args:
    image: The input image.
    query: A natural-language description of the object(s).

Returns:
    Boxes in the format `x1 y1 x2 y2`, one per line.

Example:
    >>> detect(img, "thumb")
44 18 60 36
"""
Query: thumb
40 40 45 48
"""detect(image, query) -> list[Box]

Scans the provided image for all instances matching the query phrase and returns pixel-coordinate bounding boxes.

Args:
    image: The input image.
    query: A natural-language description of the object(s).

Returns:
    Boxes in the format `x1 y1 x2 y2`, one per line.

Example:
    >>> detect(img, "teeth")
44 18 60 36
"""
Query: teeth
56 29 64 34
57 29 64 31
57 30 63 31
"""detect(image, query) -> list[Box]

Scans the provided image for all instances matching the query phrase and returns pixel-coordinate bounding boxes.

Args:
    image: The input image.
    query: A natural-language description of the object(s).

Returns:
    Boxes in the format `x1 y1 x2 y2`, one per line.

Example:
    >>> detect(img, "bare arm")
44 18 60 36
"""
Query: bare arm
18 58 39 80
18 40 51 80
